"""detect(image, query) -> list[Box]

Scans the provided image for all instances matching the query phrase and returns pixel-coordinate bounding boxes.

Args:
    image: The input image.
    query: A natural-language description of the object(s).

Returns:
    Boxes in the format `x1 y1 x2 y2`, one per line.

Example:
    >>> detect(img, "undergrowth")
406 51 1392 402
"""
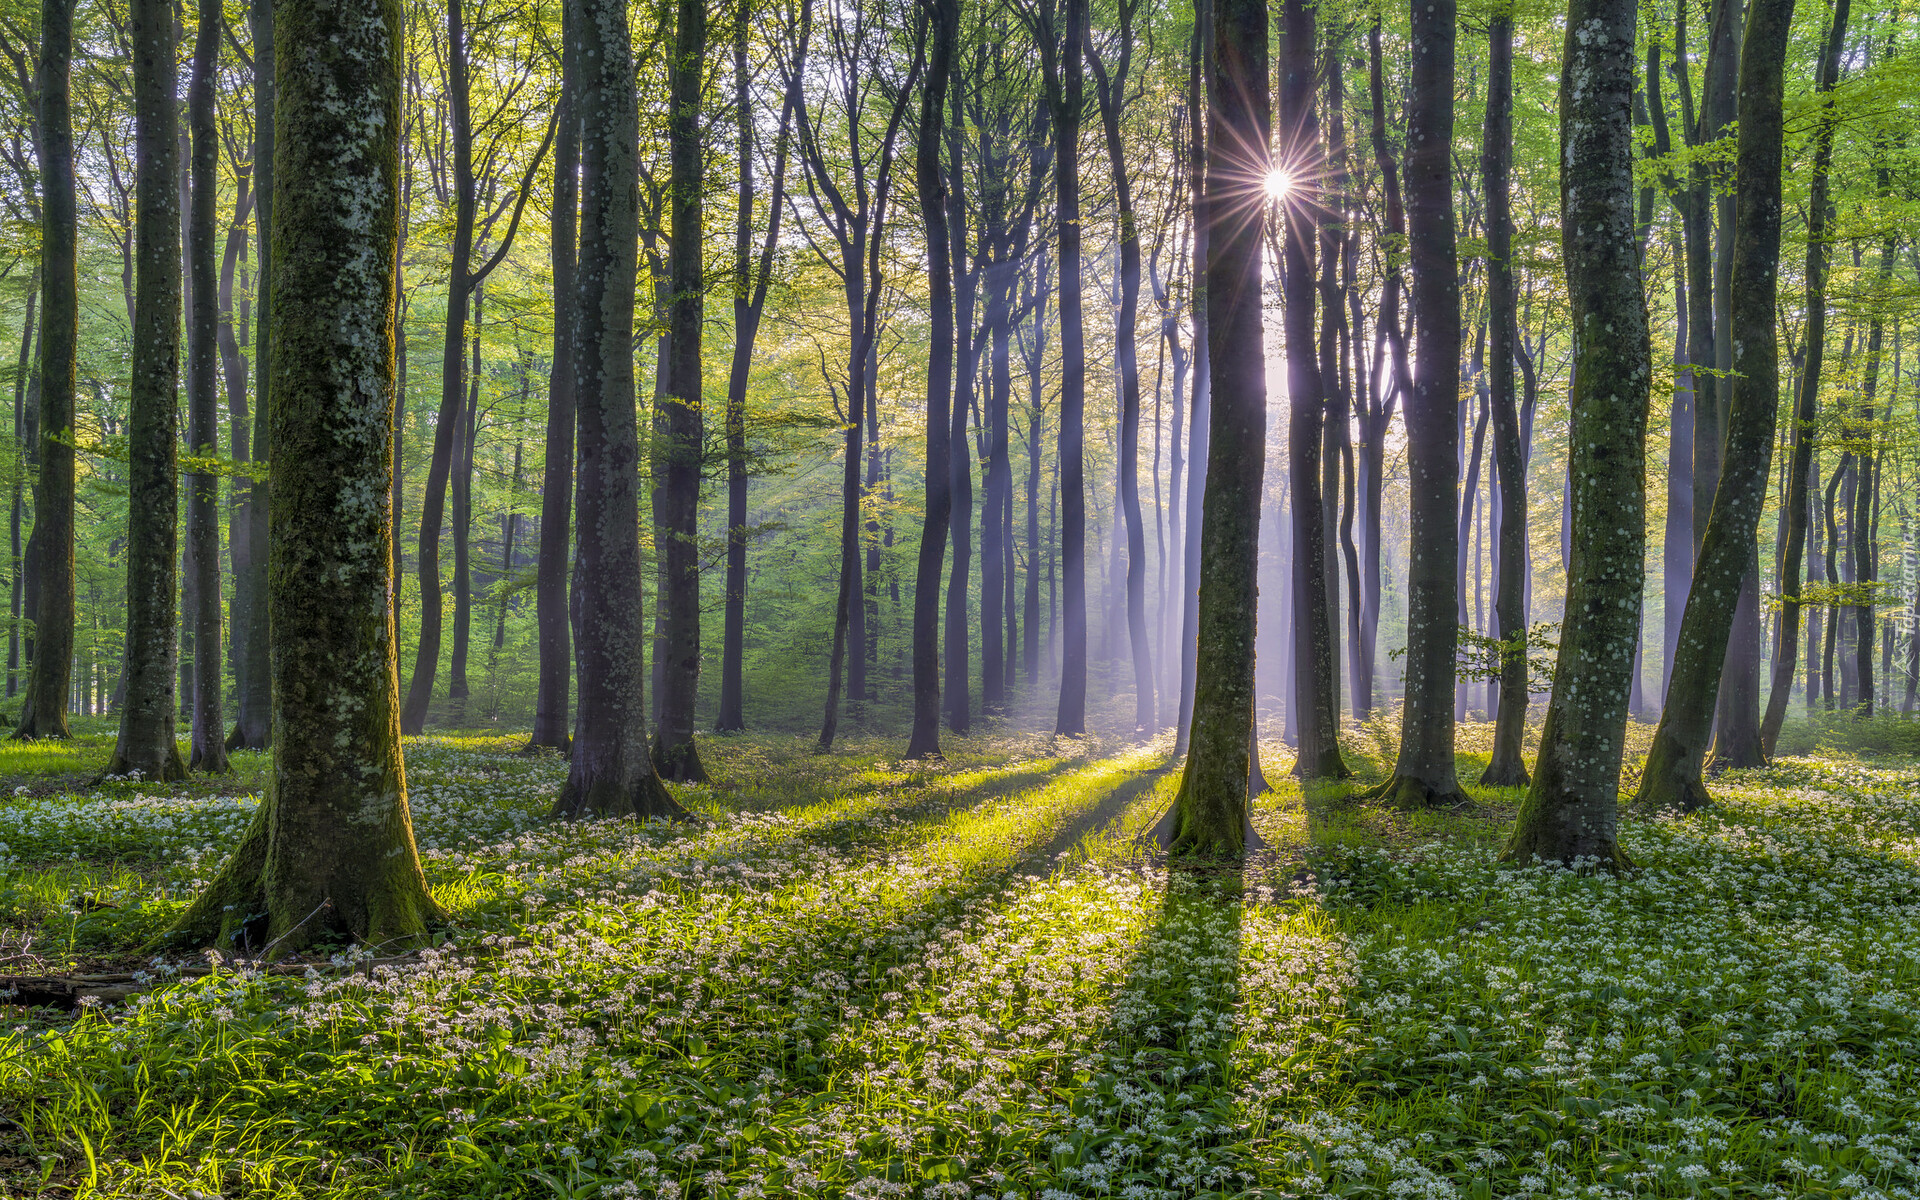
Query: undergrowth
0 725 1914 1200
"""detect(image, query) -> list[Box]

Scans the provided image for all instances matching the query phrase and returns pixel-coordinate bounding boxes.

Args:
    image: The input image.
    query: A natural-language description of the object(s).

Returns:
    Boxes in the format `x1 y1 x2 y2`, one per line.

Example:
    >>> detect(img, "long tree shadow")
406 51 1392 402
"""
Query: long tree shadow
1037 854 1247 1196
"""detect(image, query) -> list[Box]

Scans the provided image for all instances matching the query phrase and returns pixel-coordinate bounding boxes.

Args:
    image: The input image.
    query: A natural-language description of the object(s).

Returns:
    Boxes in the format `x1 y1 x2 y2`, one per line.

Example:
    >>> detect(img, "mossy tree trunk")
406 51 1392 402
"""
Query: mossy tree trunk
554 0 686 822
1499 0 1648 869
1480 0 1529 788
186 0 229 774
103 0 186 781
1165 0 1268 856
13 0 75 743
168 0 441 954
1372 0 1462 806
653 0 709 782
1632 0 1793 814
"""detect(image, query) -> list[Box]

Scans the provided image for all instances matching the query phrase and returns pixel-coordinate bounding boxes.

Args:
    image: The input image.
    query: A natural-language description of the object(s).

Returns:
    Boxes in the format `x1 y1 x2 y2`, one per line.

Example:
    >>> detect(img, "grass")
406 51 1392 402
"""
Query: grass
0 721 1916 1199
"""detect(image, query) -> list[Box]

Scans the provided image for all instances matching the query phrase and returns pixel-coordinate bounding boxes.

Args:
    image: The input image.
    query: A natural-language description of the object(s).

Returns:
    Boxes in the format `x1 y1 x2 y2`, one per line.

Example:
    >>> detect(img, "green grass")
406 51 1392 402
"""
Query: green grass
0 724 1916 1200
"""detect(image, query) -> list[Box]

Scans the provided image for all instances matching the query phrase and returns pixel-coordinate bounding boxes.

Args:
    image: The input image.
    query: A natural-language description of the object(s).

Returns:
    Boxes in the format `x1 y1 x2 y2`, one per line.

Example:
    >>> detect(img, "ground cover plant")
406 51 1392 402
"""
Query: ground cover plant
0 724 1915 1199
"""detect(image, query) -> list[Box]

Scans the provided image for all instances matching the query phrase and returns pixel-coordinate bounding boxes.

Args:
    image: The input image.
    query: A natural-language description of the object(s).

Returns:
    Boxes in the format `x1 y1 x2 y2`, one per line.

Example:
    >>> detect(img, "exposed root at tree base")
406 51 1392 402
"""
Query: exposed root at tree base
1358 774 1472 811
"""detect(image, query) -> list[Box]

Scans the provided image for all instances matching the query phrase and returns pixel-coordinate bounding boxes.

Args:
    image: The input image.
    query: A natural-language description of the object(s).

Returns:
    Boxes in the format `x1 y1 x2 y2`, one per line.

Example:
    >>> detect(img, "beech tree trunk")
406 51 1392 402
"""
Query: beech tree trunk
1374 0 1461 806
1500 0 1647 868
530 1 577 753
653 0 709 780
1173 0 1209 753
1089 0 1154 733
1045 0 1087 737
908 0 956 759
169 0 443 953
1166 0 1268 855
186 0 227 772
1634 0 1792 813
216 172 253 752
553 0 685 822
13 0 75 742
1481 2 1529 788
234 0 272 753
103 0 185 779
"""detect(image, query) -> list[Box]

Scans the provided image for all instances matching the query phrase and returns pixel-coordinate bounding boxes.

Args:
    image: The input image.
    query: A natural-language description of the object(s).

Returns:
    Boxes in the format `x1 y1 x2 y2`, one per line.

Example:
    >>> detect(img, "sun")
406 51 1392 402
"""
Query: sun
1263 167 1294 200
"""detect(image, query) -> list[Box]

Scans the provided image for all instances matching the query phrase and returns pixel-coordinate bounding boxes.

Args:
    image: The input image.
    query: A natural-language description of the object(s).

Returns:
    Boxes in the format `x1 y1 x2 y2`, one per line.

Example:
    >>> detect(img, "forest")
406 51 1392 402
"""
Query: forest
0 0 1916 1190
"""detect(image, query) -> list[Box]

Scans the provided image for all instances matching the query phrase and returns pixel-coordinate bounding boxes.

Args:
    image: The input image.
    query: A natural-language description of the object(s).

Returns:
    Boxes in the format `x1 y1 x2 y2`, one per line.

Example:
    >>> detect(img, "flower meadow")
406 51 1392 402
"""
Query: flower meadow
0 726 1917 1200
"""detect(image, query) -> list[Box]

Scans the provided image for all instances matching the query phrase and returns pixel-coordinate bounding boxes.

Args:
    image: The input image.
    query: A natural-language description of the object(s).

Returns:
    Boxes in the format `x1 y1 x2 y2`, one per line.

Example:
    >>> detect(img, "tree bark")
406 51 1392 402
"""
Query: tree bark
1500 0 1647 868
1481 1 1529 787
1046 0 1087 738
908 0 956 759
13 0 75 742
235 0 272 753
653 0 709 780
168 0 442 953
1361 17 1406 725
217 173 253 752
530 0 577 753
1089 0 1154 733
553 0 685 821
187 0 228 772
1165 0 1268 855
1634 0 1792 813
1173 0 1209 753
102 0 185 779
1373 0 1461 806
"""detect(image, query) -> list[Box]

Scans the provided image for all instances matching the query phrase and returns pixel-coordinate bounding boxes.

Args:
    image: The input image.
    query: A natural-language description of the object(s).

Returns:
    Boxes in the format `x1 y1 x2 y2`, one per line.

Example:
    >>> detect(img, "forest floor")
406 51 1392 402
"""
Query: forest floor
0 716 1916 1200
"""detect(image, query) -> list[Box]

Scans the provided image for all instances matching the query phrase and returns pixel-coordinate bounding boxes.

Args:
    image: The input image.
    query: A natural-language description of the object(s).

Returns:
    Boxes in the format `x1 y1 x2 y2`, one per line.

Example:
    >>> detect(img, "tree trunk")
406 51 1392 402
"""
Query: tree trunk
1173 0 1209 753
1165 0 1268 855
1089 1 1154 733
186 0 228 772
217 174 254 751
653 0 709 780
102 0 185 779
1500 0 1646 868
1373 0 1461 806
234 0 272 752
400 0 480 735
1481 2 1529 787
1022 272 1048 692
1361 17 1406 725
554 0 685 822
448 286 482 721
908 0 956 758
13 0 75 742
1048 0 1087 738
943 135 975 735
531 0 578 753
1634 0 1792 813
6 275 33 700
169 0 442 952
1852 229 1894 716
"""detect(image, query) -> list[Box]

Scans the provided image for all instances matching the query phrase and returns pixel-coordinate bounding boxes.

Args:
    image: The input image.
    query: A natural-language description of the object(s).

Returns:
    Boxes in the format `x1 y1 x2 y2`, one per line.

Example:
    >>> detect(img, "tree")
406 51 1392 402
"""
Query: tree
101 0 184 780
1500 0 1648 869
169 0 441 952
1033 0 1087 738
1370 0 1463 807
186 0 228 773
1633 0 1794 813
652 0 709 781
399 0 549 735
231 0 272 753
1281 0 1346 781
13 0 74 742
553 0 685 821
717 0 802 735
530 0 577 754
1164 0 1267 855
1480 0 1528 788
908 0 957 760
1761 0 1848 753
1087 0 1153 734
